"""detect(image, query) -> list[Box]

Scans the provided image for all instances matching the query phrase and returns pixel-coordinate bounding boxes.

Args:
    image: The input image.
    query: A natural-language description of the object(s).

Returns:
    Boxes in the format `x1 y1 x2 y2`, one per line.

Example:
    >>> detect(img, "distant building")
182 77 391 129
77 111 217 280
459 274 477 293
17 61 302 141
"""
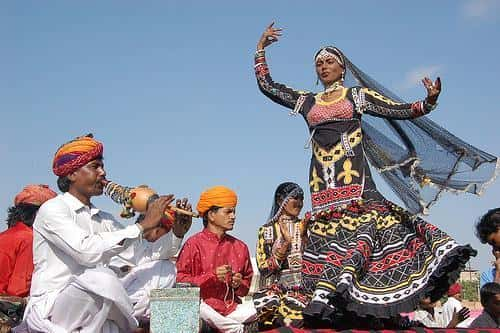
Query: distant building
459 269 480 282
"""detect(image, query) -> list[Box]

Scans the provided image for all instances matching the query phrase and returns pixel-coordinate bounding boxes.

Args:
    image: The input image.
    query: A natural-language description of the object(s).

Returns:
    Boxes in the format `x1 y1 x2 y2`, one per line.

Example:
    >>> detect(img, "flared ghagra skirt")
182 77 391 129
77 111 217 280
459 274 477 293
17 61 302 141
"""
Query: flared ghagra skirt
301 199 476 324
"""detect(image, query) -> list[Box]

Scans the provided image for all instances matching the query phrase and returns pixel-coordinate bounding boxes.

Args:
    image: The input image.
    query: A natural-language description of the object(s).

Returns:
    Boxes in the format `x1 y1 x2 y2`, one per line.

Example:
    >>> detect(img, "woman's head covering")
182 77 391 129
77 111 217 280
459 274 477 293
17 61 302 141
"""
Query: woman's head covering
267 182 304 224
52 134 103 177
14 184 57 206
197 185 238 217
311 45 498 215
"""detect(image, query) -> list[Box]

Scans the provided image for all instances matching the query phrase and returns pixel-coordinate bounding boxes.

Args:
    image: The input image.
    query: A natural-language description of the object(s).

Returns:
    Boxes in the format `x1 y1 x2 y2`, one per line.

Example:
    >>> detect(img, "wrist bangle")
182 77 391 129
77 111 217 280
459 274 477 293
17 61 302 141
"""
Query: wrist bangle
255 49 265 56
424 99 438 113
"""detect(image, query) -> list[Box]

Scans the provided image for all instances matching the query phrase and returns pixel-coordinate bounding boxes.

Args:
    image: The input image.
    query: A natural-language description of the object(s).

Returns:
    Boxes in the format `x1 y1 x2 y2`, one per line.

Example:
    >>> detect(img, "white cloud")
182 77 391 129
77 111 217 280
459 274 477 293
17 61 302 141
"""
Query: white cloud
462 0 500 19
400 65 442 90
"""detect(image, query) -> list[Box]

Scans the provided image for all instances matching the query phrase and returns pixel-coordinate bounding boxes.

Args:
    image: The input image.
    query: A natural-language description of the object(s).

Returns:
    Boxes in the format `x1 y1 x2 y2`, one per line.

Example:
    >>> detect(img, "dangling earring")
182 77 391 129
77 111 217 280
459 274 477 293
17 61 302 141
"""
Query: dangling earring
316 77 319 86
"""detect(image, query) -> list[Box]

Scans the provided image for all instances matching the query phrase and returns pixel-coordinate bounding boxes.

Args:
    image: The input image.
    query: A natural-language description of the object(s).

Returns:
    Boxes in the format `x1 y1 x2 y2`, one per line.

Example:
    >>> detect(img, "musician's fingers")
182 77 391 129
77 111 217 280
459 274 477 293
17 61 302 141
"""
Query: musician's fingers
185 203 192 211
157 195 175 209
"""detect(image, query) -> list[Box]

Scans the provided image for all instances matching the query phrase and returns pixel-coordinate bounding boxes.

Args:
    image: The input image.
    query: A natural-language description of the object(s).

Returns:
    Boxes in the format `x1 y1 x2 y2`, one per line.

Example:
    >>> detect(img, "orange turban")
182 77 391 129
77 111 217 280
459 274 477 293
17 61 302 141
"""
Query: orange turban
52 134 103 177
196 186 238 217
14 184 57 206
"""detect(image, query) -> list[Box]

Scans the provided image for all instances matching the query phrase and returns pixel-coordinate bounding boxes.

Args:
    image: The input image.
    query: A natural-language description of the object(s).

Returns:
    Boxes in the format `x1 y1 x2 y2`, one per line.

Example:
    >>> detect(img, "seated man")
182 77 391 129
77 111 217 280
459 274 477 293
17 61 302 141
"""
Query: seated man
1 185 57 297
469 282 500 328
110 206 192 322
21 134 192 333
413 295 469 328
0 185 56 329
442 283 473 328
176 186 256 333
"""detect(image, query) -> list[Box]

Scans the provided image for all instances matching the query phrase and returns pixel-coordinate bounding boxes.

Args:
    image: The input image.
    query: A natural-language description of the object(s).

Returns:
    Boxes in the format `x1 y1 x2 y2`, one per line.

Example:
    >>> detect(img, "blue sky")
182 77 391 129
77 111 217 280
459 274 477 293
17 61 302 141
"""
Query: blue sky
2 1 500 272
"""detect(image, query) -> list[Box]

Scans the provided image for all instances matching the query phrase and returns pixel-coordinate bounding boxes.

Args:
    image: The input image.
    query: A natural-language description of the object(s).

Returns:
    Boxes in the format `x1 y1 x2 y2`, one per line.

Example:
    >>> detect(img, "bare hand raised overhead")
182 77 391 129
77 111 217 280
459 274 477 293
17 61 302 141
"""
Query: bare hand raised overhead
422 77 441 105
257 22 283 50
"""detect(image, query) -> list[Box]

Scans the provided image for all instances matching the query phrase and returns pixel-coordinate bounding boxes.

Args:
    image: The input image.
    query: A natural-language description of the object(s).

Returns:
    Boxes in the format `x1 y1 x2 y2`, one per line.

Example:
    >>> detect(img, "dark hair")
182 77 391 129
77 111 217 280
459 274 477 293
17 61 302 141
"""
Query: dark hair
475 208 500 243
6 203 40 228
57 176 71 192
274 182 304 205
480 282 500 307
202 206 221 228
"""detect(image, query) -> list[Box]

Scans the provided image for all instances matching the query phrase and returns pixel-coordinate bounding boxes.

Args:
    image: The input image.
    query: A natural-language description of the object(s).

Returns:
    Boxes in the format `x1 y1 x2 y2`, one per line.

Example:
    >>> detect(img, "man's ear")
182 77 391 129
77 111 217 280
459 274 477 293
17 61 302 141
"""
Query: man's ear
206 209 215 223
67 170 78 182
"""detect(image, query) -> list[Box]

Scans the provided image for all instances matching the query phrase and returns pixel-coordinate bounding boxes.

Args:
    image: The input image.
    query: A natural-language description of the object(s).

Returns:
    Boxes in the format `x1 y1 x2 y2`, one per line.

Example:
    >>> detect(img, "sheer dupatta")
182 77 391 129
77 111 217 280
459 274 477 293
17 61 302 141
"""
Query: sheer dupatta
336 52 498 214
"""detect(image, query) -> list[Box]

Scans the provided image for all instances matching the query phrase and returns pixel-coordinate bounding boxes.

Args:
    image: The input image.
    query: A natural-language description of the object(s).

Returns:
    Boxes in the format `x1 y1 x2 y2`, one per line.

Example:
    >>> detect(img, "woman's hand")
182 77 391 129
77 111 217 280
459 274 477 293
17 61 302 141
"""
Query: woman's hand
257 22 282 50
422 77 441 105
278 216 293 243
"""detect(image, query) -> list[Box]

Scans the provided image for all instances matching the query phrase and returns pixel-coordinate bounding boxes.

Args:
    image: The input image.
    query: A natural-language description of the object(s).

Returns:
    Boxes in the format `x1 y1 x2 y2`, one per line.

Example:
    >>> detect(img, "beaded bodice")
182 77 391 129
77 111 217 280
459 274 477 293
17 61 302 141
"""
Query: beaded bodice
306 93 354 126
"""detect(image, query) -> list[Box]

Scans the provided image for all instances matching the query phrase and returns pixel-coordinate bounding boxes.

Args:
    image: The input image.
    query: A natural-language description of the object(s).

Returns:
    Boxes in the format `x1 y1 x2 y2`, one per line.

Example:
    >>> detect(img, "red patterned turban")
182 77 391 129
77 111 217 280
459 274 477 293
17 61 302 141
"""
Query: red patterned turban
14 184 57 206
196 186 238 217
52 134 103 177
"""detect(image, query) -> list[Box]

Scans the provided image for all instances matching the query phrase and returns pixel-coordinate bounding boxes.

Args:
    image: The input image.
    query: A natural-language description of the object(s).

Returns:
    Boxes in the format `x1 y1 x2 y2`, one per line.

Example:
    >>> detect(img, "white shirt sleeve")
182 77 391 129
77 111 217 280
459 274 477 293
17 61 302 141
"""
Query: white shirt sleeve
110 230 183 268
141 231 183 262
34 200 141 267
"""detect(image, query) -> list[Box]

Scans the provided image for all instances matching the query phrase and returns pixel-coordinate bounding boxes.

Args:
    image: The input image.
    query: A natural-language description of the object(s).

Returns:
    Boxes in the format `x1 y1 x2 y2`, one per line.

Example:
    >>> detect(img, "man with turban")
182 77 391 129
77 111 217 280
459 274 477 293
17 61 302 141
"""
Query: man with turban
21 134 193 333
0 185 56 331
176 186 256 333
442 283 473 328
1 184 57 297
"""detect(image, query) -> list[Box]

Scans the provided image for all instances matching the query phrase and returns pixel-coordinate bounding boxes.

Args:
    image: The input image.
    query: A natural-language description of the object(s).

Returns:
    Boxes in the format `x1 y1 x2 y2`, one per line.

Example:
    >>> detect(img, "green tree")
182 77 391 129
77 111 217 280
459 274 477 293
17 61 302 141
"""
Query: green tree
462 280 479 302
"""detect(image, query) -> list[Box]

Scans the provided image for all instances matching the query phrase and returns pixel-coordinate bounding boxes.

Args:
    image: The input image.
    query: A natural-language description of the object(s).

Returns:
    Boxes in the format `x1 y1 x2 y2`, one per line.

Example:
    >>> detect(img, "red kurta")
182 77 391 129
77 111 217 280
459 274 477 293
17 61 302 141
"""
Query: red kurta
0 222 34 297
176 228 253 316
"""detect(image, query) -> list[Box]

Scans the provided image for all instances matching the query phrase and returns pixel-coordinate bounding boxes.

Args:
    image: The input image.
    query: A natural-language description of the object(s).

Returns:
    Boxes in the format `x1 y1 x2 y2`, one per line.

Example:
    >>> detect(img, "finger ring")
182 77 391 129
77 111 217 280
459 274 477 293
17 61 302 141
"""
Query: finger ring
266 36 273 41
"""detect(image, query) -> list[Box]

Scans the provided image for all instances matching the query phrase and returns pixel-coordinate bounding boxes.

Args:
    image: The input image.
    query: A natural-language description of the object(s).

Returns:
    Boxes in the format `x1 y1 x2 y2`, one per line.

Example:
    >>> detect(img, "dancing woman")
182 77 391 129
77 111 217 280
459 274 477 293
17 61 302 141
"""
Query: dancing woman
254 23 497 327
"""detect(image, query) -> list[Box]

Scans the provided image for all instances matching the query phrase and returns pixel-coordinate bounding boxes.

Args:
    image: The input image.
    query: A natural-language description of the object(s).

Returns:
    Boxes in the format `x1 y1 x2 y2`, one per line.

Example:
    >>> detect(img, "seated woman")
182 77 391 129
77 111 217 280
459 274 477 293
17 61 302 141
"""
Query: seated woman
253 182 307 329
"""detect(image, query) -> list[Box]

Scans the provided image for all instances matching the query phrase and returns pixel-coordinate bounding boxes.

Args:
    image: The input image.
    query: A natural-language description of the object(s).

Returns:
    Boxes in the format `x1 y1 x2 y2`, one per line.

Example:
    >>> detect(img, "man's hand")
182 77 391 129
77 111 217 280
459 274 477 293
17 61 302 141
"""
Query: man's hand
172 198 193 238
231 273 242 289
215 265 232 283
139 195 175 231
448 307 470 328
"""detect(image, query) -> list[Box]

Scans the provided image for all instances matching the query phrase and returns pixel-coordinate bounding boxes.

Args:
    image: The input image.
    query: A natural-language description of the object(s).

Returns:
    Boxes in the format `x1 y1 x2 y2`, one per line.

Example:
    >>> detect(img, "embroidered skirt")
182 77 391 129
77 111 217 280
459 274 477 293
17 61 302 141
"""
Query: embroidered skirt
301 199 475 326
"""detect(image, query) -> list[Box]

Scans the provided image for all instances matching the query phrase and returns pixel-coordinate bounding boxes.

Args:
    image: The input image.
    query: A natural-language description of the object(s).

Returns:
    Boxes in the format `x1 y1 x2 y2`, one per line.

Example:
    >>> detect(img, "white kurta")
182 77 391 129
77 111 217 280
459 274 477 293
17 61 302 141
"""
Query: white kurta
441 296 473 328
413 307 448 328
24 192 182 333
